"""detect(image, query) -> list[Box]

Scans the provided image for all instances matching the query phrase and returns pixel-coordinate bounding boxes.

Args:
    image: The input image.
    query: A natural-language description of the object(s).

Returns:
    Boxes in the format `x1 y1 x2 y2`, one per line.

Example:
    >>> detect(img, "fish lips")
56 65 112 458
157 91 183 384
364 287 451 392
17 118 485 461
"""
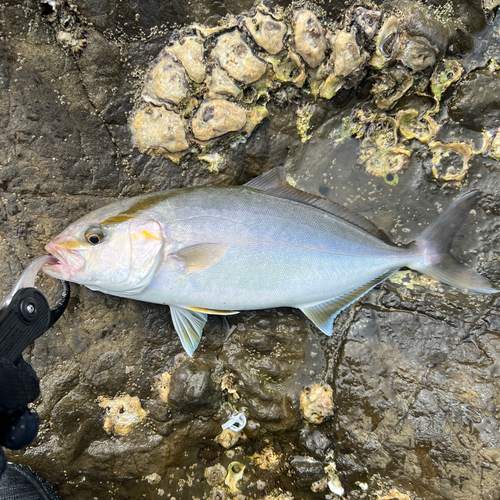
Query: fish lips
44 241 86 280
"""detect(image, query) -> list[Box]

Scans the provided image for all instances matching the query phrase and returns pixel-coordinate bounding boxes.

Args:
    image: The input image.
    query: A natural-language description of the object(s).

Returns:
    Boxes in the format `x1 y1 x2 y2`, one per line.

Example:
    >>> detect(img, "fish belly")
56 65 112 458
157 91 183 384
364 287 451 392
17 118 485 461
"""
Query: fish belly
133 187 412 310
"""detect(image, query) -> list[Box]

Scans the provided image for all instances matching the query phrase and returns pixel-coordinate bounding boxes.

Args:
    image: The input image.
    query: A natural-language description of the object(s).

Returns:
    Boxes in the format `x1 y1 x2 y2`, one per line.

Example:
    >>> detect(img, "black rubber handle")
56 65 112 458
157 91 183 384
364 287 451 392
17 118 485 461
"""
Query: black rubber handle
0 283 70 362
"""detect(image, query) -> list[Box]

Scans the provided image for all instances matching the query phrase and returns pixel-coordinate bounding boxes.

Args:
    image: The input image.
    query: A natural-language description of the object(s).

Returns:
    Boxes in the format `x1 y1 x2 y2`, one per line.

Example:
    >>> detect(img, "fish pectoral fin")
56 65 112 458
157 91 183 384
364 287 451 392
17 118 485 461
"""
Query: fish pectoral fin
300 271 394 335
170 305 207 356
185 306 239 315
245 167 392 244
168 243 228 273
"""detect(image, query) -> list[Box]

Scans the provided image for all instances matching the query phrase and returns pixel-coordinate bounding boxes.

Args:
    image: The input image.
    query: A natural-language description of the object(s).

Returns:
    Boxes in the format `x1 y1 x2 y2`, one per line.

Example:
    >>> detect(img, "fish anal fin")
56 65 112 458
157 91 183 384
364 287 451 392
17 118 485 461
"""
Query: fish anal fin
185 306 239 315
300 271 394 335
168 243 228 273
170 305 207 356
245 167 392 244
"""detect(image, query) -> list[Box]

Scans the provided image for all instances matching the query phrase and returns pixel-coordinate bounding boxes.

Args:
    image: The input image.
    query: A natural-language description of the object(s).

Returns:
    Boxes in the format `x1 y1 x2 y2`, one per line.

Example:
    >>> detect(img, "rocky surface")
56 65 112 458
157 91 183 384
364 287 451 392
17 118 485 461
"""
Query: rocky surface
0 0 499 499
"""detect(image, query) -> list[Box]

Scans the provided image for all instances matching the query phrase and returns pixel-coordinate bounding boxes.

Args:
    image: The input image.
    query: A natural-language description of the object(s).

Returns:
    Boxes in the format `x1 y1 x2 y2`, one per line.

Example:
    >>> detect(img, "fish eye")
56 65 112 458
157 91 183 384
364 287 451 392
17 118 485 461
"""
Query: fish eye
85 227 104 245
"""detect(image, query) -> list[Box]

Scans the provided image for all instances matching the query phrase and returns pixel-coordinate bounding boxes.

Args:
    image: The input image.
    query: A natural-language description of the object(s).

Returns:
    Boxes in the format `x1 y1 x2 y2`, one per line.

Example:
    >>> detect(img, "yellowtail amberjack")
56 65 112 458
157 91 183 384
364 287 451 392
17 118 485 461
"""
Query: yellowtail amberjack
44 168 497 355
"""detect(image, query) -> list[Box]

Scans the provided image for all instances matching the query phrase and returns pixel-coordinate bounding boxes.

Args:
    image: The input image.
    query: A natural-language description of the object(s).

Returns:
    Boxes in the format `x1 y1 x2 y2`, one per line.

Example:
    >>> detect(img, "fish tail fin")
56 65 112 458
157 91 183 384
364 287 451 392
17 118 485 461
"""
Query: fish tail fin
411 190 496 293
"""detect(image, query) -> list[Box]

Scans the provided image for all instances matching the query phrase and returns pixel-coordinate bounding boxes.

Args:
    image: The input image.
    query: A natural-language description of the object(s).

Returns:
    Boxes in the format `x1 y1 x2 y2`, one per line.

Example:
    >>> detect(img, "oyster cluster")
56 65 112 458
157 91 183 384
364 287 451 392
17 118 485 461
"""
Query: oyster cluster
129 2 482 163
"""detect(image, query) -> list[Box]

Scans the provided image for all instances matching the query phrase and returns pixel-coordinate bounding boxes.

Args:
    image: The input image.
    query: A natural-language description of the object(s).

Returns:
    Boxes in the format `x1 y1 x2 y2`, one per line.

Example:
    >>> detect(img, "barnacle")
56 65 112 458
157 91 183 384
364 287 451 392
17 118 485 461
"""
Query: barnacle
397 109 440 143
225 462 245 493
429 141 474 181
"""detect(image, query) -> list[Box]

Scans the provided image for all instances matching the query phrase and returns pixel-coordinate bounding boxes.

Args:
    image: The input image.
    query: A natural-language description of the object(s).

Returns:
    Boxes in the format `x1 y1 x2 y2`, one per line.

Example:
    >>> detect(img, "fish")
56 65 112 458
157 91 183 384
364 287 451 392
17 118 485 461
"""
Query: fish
44 167 497 355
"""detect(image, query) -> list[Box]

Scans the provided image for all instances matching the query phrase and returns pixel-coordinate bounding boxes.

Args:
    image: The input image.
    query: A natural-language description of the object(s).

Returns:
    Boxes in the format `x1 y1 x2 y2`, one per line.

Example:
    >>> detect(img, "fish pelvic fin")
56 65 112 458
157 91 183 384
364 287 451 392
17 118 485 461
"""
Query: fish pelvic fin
170 305 207 356
300 271 394 335
412 190 497 293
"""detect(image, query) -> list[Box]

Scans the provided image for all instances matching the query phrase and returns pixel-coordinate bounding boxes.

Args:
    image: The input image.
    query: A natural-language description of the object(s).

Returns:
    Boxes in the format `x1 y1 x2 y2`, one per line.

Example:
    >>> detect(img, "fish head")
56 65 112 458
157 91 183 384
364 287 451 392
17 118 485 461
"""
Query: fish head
44 211 164 295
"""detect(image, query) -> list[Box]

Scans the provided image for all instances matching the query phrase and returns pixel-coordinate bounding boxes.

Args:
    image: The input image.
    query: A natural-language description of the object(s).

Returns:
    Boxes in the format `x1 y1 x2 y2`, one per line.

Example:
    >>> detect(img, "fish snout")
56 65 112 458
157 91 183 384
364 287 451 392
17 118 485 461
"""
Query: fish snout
45 240 86 278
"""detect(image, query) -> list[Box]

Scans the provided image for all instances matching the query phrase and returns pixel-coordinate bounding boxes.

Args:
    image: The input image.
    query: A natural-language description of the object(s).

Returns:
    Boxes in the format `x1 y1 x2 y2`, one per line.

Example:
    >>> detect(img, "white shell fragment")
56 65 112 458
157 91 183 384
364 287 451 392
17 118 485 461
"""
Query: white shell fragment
192 99 247 141
142 52 189 106
293 9 327 68
130 106 189 153
212 29 268 84
168 35 206 83
244 11 287 55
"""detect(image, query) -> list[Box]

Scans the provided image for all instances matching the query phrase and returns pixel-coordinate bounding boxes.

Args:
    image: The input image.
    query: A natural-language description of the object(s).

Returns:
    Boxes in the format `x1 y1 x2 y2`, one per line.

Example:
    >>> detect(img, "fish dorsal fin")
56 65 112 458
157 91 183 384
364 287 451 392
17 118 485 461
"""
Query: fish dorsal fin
168 243 228 273
245 167 392 243
170 305 207 356
300 271 394 335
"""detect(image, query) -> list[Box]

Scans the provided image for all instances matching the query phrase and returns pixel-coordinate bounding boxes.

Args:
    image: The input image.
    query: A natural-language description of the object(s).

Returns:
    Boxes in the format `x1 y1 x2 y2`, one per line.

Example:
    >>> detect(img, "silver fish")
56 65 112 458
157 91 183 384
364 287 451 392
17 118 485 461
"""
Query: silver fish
44 168 496 355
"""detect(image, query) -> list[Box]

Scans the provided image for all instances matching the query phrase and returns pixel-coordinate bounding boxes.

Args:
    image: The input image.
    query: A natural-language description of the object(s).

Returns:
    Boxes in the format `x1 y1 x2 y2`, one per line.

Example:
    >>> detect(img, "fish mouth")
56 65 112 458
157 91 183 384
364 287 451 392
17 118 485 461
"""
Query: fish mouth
44 241 86 279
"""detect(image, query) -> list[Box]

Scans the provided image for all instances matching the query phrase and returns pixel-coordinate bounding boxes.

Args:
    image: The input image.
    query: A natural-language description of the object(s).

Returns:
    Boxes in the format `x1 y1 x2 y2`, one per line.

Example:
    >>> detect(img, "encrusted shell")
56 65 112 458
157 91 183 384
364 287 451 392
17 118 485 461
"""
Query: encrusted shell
293 9 327 68
129 106 189 153
353 6 382 39
430 59 463 101
191 99 247 141
370 15 400 69
400 34 437 72
142 52 189 106
205 66 242 99
98 395 147 435
371 65 413 110
212 30 267 84
244 11 287 55
299 382 334 424
168 35 206 83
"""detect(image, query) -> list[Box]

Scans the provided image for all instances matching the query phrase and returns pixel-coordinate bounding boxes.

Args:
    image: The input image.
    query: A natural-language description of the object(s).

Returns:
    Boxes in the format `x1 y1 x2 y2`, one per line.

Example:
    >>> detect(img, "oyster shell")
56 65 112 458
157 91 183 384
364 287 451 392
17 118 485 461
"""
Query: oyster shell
397 109 440 143
370 15 400 70
371 65 413 110
430 59 463 101
293 9 327 68
168 35 206 83
266 50 306 87
353 6 382 39
489 128 500 161
400 34 437 72
129 106 189 153
142 51 189 106
429 141 473 181
244 11 287 55
191 99 247 141
205 66 242 99
212 30 267 84
319 28 369 99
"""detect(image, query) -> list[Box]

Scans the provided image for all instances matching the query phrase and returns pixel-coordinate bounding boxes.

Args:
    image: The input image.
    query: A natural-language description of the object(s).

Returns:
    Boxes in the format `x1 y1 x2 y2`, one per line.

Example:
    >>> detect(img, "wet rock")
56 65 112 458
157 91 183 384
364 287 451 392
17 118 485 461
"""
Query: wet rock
299 427 332 459
290 455 324 489
167 361 219 414
449 67 500 131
